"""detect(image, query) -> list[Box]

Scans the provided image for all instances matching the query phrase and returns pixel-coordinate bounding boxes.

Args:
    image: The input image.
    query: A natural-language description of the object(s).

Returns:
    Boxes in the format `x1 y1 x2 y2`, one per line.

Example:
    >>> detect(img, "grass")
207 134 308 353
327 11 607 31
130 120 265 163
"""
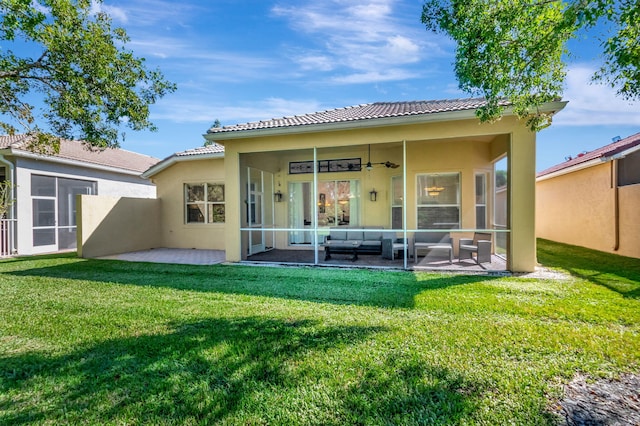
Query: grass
0 240 639 425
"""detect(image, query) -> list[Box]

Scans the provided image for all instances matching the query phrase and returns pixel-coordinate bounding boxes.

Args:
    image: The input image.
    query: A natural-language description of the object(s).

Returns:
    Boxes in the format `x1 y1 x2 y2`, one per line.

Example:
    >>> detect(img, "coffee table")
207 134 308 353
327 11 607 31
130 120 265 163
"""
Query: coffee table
324 240 362 261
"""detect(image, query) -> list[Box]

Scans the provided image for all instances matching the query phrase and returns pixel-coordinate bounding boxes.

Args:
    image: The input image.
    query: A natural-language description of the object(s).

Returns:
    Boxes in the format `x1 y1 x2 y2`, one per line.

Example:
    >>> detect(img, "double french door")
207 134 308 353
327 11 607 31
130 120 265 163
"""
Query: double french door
288 179 360 245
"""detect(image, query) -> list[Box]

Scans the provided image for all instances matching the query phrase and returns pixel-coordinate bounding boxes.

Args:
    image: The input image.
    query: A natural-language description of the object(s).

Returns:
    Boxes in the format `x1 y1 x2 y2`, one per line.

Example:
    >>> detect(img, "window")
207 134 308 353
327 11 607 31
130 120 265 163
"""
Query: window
416 173 460 229
288 179 360 245
317 180 360 227
185 183 225 223
391 175 403 229
475 173 487 229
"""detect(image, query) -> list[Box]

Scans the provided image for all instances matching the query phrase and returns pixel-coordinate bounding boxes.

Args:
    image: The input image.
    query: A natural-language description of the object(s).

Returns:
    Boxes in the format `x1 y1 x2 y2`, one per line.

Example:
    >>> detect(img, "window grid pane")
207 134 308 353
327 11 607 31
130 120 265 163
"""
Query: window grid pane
185 183 225 223
475 173 487 229
416 173 460 229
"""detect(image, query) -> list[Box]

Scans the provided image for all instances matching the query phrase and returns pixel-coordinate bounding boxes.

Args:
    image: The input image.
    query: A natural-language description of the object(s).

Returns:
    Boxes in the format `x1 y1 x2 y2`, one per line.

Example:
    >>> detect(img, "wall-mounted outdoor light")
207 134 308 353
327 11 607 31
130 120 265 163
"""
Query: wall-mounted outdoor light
274 190 284 202
369 188 378 202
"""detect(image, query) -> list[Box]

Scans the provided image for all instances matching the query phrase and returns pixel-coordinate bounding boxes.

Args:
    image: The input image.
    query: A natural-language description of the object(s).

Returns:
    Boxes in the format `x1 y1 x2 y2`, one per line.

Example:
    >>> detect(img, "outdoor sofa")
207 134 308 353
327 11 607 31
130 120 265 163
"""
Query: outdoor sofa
323 226 384 259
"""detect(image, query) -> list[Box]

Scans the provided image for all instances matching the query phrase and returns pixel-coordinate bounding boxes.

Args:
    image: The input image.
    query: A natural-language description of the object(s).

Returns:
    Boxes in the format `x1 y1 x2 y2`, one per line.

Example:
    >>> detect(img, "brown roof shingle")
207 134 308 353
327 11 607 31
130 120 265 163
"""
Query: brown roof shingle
537 132 640 177
207 98 509 134
0 135 159 174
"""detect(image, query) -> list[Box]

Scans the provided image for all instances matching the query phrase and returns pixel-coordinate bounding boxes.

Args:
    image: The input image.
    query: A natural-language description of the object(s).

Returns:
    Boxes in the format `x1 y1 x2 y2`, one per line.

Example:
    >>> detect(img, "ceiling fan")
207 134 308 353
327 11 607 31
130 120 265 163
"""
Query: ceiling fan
365 144 400 170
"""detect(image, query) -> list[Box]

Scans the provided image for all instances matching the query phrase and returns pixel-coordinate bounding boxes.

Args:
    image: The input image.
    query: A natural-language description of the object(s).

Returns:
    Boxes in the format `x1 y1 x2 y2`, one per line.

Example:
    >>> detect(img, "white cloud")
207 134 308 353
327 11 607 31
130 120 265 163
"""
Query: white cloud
91 1 128 23
272 0 442 83
332 69 417 84
294 53 335 72
151 97 328 125
104 0 198 27
386 35 420 60
555 65 640 126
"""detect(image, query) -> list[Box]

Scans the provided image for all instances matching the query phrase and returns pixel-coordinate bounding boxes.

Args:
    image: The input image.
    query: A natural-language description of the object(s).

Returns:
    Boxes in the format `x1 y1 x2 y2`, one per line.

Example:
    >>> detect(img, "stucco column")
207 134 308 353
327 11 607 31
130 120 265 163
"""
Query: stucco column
508 128 537 272
224 149 242 262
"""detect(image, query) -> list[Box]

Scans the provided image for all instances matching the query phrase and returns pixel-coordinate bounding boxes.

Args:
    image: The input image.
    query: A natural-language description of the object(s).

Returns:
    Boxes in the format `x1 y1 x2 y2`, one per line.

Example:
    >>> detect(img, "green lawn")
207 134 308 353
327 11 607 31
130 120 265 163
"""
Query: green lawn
1 240 639 425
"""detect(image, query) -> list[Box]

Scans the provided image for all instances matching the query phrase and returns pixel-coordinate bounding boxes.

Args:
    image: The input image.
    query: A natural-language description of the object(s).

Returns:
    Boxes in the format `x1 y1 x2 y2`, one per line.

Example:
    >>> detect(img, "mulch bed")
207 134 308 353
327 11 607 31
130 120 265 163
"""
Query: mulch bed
552 373 640 425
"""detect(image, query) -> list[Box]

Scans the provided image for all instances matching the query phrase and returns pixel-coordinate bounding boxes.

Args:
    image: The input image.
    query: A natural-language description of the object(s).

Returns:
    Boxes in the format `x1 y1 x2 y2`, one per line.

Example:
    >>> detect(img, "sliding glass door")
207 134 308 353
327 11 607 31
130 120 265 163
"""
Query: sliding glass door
288 179 360 245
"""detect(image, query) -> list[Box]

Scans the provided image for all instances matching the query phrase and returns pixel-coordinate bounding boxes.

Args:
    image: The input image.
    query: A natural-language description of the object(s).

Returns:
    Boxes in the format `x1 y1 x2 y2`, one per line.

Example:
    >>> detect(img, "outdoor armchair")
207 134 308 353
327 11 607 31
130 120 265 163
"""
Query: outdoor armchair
459 232 492 264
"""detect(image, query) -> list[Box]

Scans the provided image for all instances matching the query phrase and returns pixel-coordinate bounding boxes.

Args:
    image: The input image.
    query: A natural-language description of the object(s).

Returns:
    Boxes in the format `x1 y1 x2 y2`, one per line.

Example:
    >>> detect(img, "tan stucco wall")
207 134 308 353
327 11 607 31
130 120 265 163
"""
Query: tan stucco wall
222 115 538 272
536 162 640 258
152 158 226 250
618 184 640 258
77 195 160 258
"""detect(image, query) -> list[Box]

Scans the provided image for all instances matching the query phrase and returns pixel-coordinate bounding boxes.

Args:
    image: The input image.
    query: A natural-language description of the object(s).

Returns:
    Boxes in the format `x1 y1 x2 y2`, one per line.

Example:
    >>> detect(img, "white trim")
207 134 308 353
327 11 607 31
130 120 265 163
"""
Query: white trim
204 101 569 143
537 140 640 182
142 152 225 178
603 142 640 161
536 158 603 181
5 149 146 177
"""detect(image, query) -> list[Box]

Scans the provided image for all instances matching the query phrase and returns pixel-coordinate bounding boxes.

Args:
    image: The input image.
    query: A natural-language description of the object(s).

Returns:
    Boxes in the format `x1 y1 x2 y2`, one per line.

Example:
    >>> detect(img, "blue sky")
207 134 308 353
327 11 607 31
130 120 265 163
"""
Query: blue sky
19 0 640 171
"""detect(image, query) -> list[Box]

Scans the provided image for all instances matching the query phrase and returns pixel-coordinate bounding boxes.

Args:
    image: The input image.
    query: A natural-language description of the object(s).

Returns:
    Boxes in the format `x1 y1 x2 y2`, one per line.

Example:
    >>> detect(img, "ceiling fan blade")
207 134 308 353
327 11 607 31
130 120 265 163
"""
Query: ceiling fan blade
384 161 400 168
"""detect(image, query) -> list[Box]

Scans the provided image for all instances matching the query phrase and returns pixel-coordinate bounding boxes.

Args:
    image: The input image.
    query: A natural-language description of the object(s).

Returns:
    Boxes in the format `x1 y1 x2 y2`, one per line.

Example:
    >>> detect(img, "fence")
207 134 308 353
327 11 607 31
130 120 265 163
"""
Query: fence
0 219 17 257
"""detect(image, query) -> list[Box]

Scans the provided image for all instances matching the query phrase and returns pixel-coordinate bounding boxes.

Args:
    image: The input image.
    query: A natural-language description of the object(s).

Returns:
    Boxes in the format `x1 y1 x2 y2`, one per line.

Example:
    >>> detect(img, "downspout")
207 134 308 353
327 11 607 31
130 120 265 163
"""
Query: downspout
612 159 620 251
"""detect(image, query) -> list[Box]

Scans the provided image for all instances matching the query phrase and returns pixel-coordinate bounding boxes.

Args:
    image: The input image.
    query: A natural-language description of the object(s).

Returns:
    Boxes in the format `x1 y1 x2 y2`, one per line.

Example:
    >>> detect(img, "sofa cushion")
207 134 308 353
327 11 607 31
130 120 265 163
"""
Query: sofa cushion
329 228 347 240
347 228 364 241
363 226 383 241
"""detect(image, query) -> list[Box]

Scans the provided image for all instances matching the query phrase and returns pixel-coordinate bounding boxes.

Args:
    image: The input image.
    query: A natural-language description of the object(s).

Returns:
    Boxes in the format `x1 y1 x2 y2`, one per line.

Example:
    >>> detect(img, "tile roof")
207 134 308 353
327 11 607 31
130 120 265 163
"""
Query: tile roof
174 144 225 157
141 143 225 178
0 134 160 174
207 98 508 134
537 132 640 177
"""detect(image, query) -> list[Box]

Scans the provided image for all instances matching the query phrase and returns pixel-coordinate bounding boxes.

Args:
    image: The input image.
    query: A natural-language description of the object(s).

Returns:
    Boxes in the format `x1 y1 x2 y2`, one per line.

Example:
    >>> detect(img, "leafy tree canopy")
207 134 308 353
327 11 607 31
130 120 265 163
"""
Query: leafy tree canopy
422 0 640 131
203 119 221 146
0 0 176 150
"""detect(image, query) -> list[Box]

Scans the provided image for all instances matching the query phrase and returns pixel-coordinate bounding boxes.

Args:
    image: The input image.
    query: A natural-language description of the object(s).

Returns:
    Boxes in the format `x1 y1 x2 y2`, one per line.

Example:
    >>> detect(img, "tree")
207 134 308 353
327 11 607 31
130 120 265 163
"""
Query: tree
203 119 221 146
0 180 14 218
0 0 176 150
422 0 640 131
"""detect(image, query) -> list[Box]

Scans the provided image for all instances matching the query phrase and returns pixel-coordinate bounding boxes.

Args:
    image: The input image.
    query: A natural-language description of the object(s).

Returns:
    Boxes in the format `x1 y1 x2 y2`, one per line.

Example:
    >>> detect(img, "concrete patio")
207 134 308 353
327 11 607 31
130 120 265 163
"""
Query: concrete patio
98 248 226 265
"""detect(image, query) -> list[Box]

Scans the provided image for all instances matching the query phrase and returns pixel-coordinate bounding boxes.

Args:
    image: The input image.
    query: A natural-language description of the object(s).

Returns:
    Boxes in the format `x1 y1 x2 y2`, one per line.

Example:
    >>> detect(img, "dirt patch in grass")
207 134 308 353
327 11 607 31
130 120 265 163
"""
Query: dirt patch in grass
552 373 640 425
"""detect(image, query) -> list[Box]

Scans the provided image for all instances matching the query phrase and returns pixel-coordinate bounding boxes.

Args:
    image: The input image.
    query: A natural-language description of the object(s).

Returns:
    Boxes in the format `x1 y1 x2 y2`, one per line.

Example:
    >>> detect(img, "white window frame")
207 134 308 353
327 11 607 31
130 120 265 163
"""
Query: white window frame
391 175 403 230
415 172 461 229
475 172 488 230
185 182 225 224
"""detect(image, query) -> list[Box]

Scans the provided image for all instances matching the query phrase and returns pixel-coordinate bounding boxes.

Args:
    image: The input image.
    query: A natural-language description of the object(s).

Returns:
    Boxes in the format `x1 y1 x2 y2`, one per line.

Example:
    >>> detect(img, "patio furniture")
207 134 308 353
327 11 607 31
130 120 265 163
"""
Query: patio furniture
459 232 492 264
381 235 408 260
324 226 384 255
414 232 453 264
324 240 362 261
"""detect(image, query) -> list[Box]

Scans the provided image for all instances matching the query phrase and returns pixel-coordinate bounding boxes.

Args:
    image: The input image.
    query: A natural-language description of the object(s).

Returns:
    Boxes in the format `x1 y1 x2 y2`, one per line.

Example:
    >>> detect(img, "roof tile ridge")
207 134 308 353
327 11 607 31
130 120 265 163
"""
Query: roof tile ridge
8 134 32 149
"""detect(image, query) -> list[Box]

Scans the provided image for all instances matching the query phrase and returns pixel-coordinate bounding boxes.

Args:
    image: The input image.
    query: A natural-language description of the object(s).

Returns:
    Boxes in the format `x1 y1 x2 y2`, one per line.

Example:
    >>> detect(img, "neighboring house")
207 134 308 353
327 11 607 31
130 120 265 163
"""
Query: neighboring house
0 134 158 255
537 132 640 259
79 98 566 272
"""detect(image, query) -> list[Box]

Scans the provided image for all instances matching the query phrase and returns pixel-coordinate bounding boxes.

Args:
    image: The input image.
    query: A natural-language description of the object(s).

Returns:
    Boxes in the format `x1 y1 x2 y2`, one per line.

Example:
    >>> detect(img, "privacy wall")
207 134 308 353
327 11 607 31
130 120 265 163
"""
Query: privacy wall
77 195 160 258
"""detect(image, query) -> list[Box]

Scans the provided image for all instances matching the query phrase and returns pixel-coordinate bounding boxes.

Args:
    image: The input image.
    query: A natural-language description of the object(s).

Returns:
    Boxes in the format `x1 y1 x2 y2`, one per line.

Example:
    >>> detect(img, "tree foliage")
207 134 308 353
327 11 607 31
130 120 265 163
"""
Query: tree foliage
0 0 176 150
422 0 640 131
0 179 14 218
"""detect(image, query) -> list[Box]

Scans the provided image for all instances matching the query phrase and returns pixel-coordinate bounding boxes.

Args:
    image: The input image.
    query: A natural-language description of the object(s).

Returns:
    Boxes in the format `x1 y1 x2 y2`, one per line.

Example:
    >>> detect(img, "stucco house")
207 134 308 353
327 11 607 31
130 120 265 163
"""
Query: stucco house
537 132 640 259
0 134 158 256
78 98 566 273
